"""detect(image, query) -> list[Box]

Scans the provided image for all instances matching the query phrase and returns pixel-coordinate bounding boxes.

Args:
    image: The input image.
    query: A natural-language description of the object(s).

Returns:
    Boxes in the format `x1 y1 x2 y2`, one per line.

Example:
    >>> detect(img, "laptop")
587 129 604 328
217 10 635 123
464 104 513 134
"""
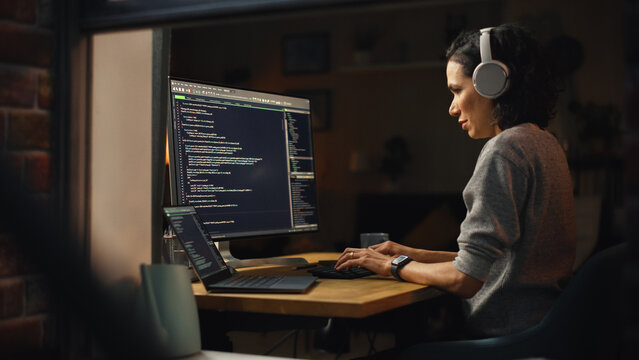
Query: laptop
163 206 317 293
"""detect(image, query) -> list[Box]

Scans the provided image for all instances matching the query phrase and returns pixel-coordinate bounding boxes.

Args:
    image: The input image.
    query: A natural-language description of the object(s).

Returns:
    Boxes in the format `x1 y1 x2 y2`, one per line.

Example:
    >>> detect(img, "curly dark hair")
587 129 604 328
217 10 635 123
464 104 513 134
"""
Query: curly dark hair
445 23 558 130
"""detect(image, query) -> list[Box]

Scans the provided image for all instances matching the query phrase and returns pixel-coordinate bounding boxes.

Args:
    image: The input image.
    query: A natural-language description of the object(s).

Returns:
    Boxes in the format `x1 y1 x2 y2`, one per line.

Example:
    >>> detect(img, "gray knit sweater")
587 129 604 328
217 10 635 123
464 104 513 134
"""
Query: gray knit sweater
452 123 576 338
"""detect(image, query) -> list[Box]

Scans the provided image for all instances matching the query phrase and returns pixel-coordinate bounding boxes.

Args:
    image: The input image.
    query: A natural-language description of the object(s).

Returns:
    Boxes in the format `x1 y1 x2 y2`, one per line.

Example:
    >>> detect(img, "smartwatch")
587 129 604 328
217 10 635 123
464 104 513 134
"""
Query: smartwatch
391 255 412 281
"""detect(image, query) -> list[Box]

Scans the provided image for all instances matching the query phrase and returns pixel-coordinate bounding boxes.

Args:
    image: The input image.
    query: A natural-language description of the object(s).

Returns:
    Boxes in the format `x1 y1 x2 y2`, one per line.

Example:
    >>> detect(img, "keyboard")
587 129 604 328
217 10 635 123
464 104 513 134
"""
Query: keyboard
308 265 375 279
219 275 284 288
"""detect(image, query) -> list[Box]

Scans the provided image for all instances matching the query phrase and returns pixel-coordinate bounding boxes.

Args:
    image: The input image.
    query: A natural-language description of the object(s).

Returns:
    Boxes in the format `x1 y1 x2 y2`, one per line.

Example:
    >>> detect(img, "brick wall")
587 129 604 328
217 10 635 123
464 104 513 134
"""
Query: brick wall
0 0 55 355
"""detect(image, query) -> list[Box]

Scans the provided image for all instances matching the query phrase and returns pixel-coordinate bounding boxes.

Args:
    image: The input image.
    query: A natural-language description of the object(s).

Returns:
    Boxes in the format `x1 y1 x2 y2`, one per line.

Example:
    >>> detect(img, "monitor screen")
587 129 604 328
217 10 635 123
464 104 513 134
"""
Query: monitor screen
167 78 319 240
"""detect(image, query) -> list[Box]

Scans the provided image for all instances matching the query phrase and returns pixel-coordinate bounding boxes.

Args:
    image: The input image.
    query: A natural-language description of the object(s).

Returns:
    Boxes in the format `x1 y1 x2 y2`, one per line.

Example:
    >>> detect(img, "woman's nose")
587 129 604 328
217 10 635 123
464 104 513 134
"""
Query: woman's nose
449 100 460 117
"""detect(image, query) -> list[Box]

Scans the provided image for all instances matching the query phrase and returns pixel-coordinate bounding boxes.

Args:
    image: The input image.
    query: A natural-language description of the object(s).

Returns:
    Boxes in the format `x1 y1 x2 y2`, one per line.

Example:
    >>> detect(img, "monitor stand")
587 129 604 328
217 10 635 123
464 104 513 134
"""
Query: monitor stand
215 241 308 269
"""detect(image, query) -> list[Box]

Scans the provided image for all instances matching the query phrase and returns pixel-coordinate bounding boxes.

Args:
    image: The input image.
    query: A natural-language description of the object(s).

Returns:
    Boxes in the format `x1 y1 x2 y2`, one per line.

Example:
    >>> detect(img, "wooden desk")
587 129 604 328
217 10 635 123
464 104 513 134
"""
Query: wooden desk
193 253 442 318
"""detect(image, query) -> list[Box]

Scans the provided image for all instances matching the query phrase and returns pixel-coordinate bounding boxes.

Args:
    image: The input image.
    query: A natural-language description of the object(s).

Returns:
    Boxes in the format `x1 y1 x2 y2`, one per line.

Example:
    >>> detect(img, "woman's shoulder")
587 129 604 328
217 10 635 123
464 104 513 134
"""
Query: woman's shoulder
481 123 563 166
490 123 559 151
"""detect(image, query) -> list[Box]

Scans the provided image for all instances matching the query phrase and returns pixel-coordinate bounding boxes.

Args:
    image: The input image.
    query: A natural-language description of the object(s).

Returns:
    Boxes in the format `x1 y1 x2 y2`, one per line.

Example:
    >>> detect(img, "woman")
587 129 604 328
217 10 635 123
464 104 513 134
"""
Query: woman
335 24 576 339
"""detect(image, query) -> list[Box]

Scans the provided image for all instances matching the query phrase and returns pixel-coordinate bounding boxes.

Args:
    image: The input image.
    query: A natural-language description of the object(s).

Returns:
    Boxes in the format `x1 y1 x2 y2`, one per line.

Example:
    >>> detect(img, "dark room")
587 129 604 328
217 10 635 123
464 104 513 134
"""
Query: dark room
1 0 638 359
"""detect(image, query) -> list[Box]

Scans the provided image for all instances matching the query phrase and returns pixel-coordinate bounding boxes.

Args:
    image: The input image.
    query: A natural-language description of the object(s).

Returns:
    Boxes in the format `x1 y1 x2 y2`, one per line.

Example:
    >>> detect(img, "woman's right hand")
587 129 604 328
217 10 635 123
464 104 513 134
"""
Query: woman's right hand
369 240 415 257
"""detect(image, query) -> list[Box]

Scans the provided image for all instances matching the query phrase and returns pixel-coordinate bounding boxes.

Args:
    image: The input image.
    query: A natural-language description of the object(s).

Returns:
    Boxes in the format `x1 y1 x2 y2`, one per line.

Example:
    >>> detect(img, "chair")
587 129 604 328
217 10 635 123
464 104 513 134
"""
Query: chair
400 242 627 359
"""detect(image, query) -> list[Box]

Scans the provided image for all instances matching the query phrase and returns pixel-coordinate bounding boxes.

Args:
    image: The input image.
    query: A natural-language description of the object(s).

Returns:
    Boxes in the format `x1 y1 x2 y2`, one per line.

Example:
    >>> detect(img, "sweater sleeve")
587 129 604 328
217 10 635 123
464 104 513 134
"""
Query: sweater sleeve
452 146 528 282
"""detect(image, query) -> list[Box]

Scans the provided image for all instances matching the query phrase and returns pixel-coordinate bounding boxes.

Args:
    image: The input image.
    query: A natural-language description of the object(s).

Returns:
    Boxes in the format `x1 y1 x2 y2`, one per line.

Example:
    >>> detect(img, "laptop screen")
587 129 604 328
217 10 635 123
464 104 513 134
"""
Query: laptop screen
163 206 232 283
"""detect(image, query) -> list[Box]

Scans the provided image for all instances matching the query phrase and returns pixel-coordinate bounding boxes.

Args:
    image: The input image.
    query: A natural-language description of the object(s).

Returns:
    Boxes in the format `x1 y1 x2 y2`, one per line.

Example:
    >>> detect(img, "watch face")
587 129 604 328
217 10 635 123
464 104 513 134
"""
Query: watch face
393 255 408 265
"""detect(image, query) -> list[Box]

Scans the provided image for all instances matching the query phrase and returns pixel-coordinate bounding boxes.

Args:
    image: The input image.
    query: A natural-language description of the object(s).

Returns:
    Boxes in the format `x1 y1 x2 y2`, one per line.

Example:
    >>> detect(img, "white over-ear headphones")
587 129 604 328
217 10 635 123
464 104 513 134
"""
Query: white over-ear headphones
473 27 510 99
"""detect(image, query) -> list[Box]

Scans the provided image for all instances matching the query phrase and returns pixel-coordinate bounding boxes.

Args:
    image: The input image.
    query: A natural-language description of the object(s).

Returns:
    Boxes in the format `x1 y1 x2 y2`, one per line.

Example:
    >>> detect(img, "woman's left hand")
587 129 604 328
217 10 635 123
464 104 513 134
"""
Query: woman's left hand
335 247 393 276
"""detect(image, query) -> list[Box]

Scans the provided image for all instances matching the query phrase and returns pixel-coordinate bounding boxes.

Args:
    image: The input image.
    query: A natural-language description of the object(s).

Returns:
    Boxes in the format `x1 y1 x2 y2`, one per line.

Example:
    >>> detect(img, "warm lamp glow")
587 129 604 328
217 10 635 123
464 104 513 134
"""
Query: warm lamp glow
165 134 169 165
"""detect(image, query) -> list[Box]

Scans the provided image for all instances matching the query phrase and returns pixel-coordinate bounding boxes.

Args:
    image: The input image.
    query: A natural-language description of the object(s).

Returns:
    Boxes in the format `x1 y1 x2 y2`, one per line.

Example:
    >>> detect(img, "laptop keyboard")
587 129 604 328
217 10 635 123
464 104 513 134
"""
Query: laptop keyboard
308 265 374 279
220 275 285 288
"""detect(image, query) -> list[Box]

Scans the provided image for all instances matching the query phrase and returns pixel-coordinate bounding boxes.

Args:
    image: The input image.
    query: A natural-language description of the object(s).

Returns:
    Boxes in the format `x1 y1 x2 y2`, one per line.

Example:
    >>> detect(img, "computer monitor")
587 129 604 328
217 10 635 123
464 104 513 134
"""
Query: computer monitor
167 77 319 267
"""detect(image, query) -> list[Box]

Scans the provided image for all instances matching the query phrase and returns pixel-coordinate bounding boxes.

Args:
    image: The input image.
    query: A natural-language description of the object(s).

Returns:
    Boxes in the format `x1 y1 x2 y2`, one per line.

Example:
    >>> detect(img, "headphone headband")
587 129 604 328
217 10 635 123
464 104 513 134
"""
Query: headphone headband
479 27 494 63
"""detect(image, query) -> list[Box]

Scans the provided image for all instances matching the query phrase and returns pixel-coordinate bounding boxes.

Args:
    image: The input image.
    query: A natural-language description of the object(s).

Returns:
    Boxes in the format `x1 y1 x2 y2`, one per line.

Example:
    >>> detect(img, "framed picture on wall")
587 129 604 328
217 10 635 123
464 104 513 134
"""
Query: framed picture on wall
287 89 332 131
282 33 330 75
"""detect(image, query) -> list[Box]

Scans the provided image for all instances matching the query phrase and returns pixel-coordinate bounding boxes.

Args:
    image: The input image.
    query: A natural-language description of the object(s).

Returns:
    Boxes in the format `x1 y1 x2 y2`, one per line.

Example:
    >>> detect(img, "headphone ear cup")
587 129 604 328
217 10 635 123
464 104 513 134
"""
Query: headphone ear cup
472 60 510 99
